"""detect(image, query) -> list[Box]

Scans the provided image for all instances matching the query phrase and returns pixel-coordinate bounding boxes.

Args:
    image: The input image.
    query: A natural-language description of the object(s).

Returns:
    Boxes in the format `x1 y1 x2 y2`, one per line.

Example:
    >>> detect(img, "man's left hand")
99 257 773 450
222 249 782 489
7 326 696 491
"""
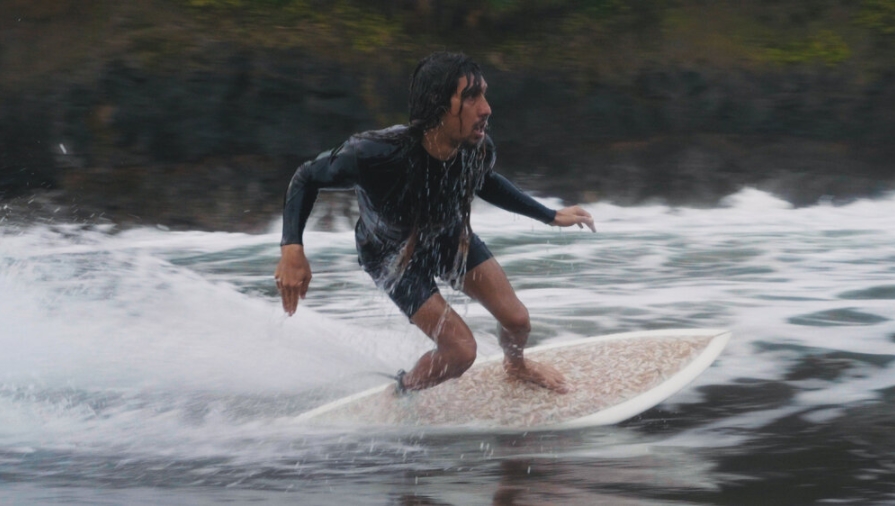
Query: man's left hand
551 205 596 232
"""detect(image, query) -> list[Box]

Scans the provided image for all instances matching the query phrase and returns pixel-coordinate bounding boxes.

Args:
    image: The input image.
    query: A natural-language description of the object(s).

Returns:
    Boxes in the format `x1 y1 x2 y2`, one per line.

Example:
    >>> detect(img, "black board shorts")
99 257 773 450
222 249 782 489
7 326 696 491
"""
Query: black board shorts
359 233 493 319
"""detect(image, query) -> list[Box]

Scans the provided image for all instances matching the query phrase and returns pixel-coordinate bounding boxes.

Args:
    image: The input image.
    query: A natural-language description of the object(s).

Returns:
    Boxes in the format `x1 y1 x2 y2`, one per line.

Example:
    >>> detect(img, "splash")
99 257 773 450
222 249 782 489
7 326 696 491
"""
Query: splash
0 223 430 453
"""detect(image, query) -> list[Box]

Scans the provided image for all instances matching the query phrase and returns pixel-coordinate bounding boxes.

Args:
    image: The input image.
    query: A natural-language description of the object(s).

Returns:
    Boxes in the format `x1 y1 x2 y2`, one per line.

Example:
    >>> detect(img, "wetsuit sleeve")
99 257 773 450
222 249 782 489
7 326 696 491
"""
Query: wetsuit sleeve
281 141 360 246
477 172 557 224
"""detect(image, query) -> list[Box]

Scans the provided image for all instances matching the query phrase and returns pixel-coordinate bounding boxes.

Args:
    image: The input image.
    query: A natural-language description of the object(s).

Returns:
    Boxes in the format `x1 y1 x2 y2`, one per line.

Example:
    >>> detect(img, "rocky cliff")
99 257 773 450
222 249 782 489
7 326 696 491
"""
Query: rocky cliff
2 0 894 230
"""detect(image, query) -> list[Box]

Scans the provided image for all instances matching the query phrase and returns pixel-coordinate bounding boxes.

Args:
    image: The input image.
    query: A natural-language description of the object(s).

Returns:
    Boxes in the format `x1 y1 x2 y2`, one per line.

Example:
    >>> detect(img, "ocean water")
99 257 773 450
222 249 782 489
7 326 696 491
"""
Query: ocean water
1 188 895 505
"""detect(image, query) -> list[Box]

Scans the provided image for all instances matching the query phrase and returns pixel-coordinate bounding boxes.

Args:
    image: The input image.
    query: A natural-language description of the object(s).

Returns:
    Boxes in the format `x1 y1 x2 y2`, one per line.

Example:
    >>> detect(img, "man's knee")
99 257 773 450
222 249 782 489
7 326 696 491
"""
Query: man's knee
443 334 477 375
502 306 531 336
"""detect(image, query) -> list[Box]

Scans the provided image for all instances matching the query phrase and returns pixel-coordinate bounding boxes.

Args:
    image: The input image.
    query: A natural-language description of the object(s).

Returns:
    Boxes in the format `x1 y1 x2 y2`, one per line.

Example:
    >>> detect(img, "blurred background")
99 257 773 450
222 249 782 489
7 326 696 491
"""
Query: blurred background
2 0 894 231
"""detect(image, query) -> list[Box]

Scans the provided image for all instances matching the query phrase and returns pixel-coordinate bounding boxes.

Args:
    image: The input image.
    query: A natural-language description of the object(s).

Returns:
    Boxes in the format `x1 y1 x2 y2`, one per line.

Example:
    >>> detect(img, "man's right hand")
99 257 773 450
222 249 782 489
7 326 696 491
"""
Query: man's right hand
275 244 312 316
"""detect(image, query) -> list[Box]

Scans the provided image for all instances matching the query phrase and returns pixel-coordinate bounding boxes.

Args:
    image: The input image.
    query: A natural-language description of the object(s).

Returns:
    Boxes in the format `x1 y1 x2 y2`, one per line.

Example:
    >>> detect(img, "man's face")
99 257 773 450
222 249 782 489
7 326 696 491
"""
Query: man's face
443 75 491 147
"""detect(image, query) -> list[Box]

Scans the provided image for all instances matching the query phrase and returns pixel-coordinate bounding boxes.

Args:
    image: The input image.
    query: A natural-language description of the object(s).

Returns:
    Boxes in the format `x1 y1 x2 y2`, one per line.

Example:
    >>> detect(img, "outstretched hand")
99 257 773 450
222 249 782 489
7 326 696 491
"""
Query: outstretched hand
551 205 596 232
275 244 312 315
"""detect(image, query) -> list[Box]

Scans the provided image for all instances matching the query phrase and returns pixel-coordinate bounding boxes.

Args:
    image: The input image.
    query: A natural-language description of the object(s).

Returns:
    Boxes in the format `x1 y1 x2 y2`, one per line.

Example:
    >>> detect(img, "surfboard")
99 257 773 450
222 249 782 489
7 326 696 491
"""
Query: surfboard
296 328 731 431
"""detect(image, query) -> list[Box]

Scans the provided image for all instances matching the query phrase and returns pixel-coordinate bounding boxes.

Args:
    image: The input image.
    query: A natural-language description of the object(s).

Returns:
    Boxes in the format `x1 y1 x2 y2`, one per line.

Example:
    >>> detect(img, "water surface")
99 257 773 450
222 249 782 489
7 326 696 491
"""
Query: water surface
2 188 895 505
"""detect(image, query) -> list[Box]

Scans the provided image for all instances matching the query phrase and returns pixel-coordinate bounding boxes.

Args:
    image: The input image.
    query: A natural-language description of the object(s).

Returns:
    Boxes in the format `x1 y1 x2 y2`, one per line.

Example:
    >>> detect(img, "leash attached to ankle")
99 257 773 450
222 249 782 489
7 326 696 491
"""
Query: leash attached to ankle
395 369 408 395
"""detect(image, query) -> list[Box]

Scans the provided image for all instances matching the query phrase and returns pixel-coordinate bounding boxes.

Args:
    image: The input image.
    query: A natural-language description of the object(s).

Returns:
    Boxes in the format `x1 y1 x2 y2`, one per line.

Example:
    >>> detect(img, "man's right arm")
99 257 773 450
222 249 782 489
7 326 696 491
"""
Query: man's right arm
281 142 360 246
277 140 360 315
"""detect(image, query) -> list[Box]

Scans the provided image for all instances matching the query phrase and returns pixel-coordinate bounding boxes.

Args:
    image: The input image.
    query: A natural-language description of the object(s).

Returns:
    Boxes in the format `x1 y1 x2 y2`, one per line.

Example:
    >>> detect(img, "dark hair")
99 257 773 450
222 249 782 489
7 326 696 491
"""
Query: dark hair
408 52 485 134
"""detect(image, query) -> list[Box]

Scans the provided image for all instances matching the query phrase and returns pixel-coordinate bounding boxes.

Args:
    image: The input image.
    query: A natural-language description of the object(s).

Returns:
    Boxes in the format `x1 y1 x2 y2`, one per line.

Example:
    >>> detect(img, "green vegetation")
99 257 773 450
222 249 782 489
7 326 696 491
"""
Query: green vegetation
763 29 851 66
172 0 895 76
857 0 895 34
6 0 895 91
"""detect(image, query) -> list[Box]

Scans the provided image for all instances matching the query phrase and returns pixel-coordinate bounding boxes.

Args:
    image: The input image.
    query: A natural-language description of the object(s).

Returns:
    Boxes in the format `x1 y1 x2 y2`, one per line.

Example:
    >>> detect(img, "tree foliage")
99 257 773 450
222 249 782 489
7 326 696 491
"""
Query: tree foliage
856 0 895 34
173 0 895 74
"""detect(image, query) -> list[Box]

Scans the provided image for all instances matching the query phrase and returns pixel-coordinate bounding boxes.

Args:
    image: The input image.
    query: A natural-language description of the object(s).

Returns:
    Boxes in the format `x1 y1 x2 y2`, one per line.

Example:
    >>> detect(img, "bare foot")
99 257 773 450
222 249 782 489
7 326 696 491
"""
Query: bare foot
503 358 569 394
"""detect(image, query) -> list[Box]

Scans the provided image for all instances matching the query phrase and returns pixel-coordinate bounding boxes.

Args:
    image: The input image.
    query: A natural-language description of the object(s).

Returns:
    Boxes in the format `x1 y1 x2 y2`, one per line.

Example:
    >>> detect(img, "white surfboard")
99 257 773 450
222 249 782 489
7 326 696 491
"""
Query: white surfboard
296 328 731 431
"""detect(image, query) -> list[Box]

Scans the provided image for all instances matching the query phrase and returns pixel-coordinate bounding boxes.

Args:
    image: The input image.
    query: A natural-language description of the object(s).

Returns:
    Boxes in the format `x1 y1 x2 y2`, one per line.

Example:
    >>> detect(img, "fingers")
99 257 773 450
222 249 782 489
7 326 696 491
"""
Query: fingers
572 206 596 232
282 292 297 316
284 284 301 315
274 245 312 316
560 206 596 232
276 277 307 316
583 215 596 232
277 279 296 315
299 278 310 300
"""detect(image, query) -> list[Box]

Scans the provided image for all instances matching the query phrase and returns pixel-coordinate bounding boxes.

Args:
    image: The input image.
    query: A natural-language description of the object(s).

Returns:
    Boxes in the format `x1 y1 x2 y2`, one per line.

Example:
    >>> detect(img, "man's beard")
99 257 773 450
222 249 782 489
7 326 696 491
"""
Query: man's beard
462 136 486 148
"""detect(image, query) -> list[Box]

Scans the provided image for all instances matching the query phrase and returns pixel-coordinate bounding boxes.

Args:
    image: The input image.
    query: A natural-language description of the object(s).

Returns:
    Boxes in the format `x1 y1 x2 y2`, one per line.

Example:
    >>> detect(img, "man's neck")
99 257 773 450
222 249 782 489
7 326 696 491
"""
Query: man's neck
421 127 459 162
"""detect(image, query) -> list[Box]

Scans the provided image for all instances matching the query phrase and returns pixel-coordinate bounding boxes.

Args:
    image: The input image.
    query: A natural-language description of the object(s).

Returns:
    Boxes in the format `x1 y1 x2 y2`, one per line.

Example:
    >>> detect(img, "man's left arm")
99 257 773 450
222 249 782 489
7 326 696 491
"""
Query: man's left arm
477 172 595 232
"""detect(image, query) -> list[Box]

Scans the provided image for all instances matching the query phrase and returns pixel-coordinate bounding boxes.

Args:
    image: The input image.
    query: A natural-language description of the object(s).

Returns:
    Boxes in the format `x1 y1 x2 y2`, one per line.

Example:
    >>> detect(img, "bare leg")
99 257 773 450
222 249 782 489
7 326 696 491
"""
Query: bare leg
463 258 568 393
402 292 478 391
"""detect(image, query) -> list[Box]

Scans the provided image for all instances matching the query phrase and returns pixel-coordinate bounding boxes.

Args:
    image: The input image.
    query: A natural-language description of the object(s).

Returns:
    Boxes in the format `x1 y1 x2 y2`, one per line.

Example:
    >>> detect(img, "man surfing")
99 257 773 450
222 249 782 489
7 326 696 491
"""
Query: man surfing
276 52 594 394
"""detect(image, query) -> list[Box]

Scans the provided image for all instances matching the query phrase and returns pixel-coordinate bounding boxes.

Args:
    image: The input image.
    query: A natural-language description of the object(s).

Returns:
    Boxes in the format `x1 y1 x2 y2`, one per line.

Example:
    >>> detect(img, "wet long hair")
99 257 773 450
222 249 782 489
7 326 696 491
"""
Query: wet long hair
408 52 486 135
391 52 492 287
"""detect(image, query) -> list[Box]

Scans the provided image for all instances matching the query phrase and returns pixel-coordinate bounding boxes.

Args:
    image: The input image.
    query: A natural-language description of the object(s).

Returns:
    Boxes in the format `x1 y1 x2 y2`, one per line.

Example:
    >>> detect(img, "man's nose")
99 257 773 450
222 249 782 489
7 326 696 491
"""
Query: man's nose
480 97 491 117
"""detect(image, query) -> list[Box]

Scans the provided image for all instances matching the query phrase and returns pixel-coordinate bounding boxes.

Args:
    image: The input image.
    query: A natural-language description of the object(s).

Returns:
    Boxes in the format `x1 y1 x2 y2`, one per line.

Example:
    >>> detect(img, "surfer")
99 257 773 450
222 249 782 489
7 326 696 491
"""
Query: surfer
276 52 594 394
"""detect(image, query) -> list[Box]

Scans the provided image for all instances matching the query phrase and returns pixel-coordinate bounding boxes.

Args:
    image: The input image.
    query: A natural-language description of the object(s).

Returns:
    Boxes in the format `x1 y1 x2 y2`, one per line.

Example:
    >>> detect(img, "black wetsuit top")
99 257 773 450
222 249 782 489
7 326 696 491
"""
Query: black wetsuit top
281 125 555 251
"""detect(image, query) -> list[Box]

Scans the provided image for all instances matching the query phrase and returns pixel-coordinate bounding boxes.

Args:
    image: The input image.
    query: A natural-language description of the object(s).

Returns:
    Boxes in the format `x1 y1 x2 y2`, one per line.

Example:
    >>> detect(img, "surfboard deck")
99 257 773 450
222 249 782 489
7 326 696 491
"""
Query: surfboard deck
296 328 731 431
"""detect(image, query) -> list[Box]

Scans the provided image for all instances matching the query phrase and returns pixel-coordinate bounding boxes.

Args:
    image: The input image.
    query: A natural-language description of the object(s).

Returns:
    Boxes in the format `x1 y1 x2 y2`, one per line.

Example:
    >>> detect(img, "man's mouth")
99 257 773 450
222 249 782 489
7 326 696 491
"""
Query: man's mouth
473 120 488 136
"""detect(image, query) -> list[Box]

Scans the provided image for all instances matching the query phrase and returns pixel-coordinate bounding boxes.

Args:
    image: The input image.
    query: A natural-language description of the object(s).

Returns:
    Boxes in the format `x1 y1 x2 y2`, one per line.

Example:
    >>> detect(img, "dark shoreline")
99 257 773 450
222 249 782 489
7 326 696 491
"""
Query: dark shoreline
3 2 894 231
4 132 895 233
5 142 892 235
